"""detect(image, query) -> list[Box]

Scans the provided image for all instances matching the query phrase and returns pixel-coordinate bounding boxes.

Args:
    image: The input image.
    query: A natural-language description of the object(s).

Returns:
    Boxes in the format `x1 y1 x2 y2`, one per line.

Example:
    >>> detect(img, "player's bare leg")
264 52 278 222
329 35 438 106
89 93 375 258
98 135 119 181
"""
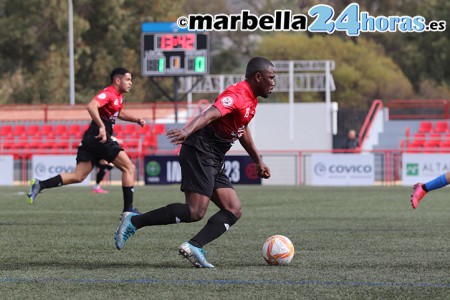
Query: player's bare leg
210 188 242 219
60 161 94 184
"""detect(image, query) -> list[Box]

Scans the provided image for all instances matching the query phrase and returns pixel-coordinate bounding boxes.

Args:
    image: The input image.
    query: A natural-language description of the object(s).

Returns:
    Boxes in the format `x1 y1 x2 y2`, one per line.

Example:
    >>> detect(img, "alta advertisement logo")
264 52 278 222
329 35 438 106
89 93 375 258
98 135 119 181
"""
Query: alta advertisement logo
406 163 419 176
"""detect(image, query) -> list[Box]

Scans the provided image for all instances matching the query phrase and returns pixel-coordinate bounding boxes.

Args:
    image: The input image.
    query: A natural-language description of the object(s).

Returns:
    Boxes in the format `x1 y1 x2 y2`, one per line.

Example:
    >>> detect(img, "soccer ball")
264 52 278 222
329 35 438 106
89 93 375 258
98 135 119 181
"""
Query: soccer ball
262 235 295 266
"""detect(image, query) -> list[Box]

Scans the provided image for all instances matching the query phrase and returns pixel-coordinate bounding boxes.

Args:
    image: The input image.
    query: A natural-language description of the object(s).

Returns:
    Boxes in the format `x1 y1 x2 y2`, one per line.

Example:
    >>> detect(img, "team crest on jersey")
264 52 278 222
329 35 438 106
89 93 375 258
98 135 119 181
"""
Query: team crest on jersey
98 93 106 100
221 96 233 107
114 99 119 105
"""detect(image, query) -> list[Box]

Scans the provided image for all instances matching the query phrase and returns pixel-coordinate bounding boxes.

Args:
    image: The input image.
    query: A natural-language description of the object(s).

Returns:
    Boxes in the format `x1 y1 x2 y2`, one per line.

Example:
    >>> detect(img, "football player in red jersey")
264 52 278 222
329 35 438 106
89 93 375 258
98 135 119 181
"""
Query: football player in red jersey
27 68 145 214
115 57 275 268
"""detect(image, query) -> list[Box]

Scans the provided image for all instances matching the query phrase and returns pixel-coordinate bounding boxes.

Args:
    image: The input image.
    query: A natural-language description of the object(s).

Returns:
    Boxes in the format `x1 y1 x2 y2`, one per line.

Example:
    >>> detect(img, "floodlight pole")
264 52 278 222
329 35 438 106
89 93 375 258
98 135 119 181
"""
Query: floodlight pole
325 60 331 133
68 0 75 105
289 61 294 141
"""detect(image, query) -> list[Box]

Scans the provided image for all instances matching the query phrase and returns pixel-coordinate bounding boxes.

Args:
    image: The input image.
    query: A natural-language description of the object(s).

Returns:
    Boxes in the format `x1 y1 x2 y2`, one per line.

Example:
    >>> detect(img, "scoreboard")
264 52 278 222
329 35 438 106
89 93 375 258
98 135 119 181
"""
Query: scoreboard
141 23 210 76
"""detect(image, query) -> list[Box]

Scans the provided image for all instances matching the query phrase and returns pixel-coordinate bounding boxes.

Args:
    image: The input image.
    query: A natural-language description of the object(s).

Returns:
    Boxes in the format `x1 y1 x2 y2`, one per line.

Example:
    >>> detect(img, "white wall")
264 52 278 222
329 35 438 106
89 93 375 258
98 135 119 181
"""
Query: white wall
231 102 334 151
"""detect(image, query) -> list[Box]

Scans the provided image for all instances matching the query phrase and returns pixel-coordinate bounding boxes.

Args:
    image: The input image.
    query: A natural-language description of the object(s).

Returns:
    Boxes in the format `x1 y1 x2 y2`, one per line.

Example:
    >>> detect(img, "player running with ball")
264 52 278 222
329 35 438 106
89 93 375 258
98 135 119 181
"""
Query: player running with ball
115 57 275 268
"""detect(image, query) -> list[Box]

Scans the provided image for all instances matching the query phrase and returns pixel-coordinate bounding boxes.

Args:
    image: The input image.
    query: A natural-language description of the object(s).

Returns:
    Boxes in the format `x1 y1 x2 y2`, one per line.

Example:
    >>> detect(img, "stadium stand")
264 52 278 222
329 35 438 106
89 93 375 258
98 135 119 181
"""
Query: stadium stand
0 101 211 161
0 122 166 159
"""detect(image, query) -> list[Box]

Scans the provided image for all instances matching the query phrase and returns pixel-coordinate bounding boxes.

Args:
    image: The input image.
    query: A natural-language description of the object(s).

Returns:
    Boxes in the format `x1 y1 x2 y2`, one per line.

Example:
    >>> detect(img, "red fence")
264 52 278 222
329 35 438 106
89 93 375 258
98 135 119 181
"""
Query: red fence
0 102 190 123
386 99 450 120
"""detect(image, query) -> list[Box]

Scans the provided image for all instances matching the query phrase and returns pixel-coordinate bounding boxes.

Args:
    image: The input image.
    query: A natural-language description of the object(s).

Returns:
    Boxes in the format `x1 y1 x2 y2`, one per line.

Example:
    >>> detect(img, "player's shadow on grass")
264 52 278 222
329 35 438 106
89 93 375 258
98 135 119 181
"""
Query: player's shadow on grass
2 260 209 270
3 259 264 270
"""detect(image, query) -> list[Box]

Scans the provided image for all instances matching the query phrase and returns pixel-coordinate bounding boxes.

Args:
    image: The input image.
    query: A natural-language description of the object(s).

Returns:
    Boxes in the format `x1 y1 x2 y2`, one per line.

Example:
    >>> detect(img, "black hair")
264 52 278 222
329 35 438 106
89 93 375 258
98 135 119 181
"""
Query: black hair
110 67 131 84
245 57 274 79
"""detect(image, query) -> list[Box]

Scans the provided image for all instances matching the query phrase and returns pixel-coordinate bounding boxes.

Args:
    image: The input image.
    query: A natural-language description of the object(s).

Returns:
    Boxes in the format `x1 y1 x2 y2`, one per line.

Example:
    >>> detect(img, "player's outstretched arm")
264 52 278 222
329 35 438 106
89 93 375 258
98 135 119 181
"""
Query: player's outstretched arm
239 126 270 179
167 106 221 145
118 110 145 127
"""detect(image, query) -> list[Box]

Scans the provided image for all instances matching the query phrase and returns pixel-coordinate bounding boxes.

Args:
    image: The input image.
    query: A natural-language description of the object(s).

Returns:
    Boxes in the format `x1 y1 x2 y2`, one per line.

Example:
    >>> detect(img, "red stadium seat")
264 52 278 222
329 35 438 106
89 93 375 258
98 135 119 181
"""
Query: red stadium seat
138 124 152 136
54 124 68 137
39 139 57 150
123 124 139 138
2 137 15 150
143 135 157 148
408 133 427 150
71 140 81 150
412 133 427 144
439 138 450 152
406 144 423 153
27 125 40 137
152 123 166 135
68 124 81 137
0 125 13 137
113 124 123 135
122 139 139 149
13 125 27 137
425 133 441 148
28 137 43 150
417 121 433 133
53 141 70 150
41 124 54 137
434 121 448 134
11 136 29 150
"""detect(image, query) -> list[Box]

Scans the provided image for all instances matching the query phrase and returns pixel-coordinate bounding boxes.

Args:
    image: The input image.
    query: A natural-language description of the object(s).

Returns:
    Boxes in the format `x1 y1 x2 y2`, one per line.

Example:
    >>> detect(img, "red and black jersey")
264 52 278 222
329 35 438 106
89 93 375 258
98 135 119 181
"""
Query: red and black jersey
91 85 123 135
209 80 257 142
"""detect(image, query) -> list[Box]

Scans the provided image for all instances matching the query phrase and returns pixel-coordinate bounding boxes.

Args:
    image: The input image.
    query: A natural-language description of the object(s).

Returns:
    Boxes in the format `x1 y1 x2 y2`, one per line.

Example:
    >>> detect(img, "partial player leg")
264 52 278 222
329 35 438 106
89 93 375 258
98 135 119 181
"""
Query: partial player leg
93 160 113 193
411 172 449 209
27 161 93 204
188 187 241 248
112 151 137 212
178 188 240 268
114 191 209 251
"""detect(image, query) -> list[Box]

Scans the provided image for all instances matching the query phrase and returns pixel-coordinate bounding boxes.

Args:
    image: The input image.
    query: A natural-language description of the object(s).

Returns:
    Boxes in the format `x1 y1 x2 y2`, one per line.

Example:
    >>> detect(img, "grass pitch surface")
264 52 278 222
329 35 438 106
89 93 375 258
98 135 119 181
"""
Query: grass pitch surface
0 185 449 299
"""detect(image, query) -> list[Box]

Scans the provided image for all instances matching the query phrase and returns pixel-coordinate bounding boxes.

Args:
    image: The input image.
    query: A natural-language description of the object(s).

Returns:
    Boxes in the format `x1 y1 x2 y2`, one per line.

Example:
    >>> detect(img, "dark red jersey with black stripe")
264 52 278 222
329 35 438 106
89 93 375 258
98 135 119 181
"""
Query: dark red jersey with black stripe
210 80 257 142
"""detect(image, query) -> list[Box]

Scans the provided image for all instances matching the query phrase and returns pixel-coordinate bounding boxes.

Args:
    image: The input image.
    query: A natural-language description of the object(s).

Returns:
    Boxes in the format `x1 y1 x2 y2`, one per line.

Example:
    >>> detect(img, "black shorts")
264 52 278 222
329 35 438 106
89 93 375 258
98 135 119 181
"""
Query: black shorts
179 144 232 197
76 133 123 165
179 128 233 197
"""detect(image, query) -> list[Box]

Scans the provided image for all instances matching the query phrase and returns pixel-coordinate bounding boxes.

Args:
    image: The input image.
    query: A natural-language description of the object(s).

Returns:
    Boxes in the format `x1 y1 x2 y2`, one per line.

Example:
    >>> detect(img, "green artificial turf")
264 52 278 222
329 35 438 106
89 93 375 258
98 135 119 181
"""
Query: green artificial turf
0 185 449 299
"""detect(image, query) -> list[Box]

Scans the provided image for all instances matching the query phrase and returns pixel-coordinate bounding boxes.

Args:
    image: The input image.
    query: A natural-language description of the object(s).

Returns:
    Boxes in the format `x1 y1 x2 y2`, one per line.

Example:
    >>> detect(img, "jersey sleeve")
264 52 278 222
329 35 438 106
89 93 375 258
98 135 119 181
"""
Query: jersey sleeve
213 90 241 117
93 89 112 107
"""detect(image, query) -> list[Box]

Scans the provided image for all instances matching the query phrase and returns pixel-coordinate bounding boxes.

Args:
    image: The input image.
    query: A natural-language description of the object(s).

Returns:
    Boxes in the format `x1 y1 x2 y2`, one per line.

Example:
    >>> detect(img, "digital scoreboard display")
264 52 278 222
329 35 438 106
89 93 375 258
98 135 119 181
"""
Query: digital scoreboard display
141 32 210 76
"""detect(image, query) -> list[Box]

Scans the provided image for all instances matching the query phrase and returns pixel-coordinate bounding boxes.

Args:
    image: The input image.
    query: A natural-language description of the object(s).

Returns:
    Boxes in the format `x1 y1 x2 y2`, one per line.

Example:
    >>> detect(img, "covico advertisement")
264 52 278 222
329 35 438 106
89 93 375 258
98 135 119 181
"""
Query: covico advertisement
311 153 375 186
32 155 90 186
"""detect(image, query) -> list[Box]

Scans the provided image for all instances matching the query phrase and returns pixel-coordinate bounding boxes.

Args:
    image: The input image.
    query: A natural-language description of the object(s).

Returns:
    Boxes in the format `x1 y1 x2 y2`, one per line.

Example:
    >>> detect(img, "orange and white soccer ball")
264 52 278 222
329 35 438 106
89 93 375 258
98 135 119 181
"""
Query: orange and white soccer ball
262 235 295 266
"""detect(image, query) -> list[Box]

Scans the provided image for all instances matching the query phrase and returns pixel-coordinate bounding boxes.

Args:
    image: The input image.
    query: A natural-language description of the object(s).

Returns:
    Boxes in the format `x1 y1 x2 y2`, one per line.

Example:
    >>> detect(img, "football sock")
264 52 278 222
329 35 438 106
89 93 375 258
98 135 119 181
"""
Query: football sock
131 203 191 229
122 186 134 212
188 209 238 248
423 173 448 192
39 175 63 190
96 165 110 184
